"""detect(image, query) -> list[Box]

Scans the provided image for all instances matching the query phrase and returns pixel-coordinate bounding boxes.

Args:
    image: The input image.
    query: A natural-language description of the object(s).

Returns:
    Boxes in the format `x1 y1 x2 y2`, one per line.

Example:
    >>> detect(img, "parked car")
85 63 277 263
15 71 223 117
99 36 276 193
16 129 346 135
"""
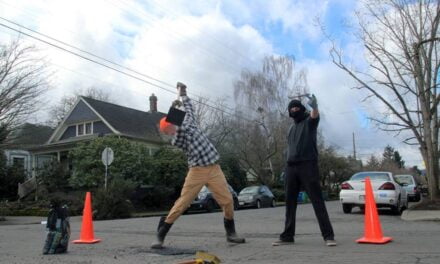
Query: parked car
188 185 239 213
238 185 275 209
394 174 421 202
339 171 408 215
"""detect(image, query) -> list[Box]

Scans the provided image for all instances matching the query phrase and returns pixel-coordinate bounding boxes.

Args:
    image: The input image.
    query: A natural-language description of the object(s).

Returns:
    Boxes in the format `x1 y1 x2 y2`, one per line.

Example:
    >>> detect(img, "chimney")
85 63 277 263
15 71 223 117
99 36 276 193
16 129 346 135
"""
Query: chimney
149 93 157 113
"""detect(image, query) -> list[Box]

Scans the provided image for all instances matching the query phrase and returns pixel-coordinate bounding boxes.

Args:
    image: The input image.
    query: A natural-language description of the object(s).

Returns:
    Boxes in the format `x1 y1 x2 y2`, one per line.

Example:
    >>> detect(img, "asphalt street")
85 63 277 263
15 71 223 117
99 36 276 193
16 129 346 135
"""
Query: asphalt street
1 201 440 264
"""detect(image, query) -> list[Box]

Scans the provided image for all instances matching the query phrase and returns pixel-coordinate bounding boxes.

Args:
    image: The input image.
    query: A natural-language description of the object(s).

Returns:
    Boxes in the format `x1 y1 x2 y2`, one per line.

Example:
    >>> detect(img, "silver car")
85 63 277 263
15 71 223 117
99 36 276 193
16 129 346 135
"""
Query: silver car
339 171 408 215
394 174 421 202
238 185 275 209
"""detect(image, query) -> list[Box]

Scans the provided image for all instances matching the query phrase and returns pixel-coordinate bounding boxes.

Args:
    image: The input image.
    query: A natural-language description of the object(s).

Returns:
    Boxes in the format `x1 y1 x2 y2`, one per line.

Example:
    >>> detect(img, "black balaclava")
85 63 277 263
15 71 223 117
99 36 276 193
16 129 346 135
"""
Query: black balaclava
288 99 307 123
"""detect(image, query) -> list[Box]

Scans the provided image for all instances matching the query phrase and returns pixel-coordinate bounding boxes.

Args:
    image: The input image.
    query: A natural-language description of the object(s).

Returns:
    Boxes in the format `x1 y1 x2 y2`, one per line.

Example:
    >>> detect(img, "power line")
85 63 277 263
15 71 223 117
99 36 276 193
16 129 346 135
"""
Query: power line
0 2 245 112
0 19 260 123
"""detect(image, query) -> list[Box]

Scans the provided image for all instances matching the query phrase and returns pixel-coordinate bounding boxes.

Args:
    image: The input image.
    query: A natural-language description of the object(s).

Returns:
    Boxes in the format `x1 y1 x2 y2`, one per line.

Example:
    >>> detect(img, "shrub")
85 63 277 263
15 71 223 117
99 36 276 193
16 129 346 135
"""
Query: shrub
37 160 70 192
0 158 26 200
271 188 285 202
69 136 151 189
93 179 135 220
219 153 248 192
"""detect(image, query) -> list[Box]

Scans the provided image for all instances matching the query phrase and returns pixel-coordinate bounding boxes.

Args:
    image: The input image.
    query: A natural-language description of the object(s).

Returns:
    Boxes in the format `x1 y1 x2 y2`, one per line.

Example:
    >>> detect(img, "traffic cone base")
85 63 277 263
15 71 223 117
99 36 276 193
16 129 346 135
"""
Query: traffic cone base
73 238 101 244
356 177 393 244
356 236 392 244
73 192 101 244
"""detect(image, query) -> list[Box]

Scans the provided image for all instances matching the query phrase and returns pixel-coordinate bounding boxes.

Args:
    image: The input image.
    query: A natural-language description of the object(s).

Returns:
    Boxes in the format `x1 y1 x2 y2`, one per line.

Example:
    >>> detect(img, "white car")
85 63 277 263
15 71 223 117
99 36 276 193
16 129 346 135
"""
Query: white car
339 171 408 215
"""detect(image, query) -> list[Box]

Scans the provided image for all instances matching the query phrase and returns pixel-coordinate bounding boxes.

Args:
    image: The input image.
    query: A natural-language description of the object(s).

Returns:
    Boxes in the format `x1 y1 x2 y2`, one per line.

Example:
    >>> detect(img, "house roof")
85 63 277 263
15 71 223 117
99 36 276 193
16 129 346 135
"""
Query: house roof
4 123 54 149
81 96 166 142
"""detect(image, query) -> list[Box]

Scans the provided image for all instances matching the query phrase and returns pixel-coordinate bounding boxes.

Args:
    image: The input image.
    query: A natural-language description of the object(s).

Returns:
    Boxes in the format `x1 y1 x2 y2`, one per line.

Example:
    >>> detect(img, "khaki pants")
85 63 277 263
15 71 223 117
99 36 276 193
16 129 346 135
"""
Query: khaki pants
165 164 234 223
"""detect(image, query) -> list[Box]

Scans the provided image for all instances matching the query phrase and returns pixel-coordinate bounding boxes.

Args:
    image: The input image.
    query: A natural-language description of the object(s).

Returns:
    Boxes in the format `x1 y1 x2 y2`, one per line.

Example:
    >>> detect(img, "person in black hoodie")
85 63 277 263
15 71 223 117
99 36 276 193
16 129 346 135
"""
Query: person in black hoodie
272 94 336 247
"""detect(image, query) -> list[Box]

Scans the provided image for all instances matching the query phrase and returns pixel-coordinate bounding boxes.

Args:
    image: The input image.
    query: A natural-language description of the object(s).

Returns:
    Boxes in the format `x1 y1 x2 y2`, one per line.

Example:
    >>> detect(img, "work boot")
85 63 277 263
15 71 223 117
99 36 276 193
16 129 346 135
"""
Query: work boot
224 218 245 243
151 216 173 249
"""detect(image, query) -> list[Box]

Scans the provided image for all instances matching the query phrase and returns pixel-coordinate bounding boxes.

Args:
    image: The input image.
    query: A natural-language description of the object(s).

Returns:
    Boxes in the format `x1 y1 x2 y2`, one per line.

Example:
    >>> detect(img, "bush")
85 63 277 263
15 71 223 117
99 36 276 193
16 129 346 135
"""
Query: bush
0 191 86 217
69 136 151 189
271 188 285 202
93 179 135 220
219 153 248 192
0 200 50 216
37 161 70 192
0 159 26 200
130 185 176 209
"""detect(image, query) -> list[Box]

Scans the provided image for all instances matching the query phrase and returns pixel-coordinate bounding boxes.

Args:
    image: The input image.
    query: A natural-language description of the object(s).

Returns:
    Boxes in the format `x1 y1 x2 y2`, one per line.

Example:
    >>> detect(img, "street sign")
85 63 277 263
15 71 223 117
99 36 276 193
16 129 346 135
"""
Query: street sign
102 147 114 166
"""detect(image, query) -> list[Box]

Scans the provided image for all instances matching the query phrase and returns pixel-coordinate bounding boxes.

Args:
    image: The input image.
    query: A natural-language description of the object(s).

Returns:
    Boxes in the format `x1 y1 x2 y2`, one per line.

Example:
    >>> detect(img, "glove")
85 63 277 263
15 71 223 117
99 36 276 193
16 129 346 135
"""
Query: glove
171 100 183 108
306 94 318 110
177 82 187 97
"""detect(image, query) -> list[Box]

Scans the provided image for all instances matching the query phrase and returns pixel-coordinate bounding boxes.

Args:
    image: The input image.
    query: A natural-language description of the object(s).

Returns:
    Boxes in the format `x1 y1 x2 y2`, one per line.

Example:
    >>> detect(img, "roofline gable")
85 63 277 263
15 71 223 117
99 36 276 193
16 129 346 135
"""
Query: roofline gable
47 96 121 144
47 96 82 144
80 97 120 135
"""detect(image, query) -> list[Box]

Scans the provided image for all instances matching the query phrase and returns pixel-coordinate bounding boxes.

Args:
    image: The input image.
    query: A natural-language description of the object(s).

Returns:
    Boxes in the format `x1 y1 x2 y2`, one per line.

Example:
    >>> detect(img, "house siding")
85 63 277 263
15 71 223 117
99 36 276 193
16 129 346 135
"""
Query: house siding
60 126 77 140
93 121 113 135
59 121 113 140
65 101 99 124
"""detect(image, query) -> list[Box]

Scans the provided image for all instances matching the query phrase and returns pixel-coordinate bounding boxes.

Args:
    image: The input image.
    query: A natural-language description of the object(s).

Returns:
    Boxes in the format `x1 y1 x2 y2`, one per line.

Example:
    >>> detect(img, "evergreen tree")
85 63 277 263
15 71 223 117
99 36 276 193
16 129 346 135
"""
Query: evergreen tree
393 151 405 169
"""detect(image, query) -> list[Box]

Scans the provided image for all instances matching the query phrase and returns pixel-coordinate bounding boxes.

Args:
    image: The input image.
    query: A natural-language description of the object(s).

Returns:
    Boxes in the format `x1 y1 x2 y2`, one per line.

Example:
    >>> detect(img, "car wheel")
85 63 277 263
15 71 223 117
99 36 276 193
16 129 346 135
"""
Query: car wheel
342 204 352 214
206 199 215 213
403 196 409 211
271 199 276 207
256 200 262 209
414 193 421 202
391 197 401 215
233 198 239 210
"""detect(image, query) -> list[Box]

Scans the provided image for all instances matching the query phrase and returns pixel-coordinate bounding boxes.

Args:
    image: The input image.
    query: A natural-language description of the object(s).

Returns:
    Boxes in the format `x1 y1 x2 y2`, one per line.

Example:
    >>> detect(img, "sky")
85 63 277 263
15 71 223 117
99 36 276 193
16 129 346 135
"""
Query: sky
0 0 424 168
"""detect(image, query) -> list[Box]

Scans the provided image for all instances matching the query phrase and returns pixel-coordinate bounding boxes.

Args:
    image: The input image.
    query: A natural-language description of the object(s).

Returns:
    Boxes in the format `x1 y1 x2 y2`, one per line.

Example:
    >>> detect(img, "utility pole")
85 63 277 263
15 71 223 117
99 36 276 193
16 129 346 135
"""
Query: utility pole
352 132 357 160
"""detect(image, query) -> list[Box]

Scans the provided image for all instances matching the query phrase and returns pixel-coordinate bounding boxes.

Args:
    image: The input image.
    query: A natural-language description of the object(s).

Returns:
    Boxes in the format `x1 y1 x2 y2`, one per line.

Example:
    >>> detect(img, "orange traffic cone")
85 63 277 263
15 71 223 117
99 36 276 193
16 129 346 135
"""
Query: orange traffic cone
73 192 101 244
356 177 392 244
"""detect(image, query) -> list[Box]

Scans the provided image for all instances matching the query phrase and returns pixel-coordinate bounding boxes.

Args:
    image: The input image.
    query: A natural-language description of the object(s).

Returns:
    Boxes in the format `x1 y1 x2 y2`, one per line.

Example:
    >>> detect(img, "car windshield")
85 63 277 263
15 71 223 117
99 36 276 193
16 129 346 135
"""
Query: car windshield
394 175 414 185
240 186 259 194
350 172 391 181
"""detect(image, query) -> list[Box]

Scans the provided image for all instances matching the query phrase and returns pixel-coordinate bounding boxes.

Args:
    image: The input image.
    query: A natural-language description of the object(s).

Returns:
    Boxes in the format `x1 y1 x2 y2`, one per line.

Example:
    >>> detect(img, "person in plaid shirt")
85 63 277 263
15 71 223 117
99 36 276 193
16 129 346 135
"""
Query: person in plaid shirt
151 82 245 249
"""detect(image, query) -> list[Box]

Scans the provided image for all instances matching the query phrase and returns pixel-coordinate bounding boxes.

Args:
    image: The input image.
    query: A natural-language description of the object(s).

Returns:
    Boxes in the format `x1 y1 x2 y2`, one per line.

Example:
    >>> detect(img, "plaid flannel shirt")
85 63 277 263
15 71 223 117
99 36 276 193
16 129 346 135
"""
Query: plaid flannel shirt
171 96 220 167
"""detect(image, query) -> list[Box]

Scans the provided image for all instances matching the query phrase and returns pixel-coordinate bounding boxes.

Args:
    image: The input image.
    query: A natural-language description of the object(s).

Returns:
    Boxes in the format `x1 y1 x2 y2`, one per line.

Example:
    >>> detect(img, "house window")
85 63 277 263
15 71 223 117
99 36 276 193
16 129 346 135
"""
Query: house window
12 157 25 169
77 124 84 136
77 122 93 136
85 123 92 134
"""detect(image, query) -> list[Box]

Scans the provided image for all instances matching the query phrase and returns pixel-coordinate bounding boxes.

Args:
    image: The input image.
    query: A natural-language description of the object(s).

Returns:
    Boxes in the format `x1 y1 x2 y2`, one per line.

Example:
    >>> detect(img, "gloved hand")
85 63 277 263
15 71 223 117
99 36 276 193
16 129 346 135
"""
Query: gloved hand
171 99 183 108
177 82 187 97
306 94 318 110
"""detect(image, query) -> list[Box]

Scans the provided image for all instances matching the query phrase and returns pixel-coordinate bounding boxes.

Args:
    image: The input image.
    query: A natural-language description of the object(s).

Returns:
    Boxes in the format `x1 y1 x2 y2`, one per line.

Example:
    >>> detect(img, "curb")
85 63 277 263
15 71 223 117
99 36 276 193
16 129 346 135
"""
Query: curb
401 210 440 221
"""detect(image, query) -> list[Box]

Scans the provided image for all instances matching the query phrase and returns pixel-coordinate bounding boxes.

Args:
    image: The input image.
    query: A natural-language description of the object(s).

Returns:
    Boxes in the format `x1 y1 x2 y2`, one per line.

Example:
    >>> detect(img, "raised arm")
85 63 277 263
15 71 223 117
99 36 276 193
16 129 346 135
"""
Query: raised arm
307 94 319 119
177 82 195 122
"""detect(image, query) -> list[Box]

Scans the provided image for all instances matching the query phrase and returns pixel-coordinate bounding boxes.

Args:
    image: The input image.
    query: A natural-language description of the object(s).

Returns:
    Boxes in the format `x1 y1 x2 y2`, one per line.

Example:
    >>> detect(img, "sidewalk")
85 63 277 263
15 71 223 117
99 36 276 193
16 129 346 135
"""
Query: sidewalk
401 209 440 221
0 216 82 225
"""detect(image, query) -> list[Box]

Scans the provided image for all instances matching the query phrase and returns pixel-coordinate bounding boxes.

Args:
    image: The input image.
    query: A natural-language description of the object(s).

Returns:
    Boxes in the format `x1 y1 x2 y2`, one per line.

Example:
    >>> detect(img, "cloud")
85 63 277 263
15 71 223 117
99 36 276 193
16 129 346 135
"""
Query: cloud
0 0 423 167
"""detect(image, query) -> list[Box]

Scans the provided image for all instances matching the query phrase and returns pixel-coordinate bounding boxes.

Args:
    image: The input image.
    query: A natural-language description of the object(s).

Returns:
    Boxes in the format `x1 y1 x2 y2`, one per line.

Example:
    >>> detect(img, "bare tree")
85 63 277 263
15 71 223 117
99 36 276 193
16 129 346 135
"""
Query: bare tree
330 0 440 200
0 40 51 140
233 55 308 185
47 86 112 127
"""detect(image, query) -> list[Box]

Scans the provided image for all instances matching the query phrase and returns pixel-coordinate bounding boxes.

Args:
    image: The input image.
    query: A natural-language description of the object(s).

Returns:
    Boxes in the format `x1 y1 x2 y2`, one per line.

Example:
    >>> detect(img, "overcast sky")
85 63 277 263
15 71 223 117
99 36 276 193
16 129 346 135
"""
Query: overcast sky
0 0 424 168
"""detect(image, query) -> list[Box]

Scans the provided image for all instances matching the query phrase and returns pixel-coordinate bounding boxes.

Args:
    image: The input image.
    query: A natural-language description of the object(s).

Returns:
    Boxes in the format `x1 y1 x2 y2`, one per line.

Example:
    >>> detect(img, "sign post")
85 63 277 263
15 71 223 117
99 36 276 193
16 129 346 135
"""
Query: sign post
101 147 114 190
